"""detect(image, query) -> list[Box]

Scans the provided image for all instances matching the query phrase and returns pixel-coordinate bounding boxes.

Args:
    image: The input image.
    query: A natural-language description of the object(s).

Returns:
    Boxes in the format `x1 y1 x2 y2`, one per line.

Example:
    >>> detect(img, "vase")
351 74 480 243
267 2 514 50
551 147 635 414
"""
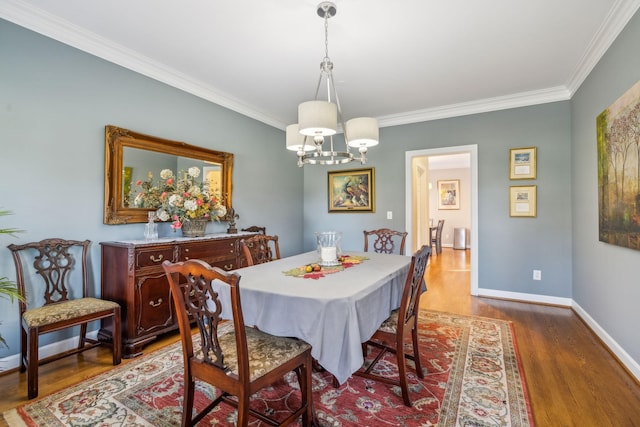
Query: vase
181 218 209 238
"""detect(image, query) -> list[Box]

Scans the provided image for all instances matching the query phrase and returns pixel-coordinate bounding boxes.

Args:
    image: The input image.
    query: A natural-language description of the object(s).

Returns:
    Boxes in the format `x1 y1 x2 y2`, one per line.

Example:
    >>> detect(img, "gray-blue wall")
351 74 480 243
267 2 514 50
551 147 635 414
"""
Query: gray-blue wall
571 10 640 367
1 8 639 377
0 19 305 356
302 104 573 299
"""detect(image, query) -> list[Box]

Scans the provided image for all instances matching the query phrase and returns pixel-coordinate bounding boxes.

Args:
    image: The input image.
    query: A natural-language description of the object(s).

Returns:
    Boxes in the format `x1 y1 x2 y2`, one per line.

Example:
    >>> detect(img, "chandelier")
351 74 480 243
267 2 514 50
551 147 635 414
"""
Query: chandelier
286 1 379 167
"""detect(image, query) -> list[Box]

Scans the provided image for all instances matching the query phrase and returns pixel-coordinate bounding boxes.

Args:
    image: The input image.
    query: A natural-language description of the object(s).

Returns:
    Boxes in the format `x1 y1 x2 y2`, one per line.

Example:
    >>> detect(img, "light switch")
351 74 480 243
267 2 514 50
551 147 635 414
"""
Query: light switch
387 211 392 219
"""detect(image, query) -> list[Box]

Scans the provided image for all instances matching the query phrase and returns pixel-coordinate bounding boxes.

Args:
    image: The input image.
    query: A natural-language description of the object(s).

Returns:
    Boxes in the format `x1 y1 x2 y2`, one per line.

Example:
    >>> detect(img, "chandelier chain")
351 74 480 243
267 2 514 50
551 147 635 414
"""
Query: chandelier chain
287 2 378 167
324 11 330 63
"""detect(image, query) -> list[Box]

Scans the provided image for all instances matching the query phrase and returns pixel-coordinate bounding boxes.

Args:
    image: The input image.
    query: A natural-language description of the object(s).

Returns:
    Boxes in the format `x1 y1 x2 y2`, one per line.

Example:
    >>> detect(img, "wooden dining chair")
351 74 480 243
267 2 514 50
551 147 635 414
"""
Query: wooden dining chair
8 238 122 399
431 220 445 255
355 244 431 406
162 259 314 427
240 234 281 266
241 225 266 235
363 228 408 255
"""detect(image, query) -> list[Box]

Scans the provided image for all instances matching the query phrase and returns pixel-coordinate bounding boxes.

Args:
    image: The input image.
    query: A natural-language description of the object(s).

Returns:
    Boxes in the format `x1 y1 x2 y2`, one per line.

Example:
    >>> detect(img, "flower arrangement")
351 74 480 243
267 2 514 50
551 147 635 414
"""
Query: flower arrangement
133 166 227 231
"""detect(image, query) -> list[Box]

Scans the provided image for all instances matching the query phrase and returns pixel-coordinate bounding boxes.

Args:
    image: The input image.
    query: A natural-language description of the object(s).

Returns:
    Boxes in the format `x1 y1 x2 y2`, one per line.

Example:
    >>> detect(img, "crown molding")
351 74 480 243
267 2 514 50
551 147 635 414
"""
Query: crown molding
2 0 639 130
377 86 572 128
565 0 640 95
0 0 284 129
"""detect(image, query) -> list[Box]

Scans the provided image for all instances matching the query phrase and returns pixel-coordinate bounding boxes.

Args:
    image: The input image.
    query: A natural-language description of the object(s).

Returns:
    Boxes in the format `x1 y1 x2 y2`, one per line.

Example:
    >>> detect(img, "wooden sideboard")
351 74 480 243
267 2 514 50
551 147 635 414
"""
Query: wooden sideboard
98 233 253 358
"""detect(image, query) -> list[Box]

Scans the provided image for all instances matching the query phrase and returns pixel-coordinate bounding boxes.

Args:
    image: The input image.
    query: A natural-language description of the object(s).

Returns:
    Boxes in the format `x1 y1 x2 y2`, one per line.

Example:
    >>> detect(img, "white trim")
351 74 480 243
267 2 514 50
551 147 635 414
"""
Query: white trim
475 290 640 383
572 301 640 382
405 144 479 296
0 331 99 372
380 87 570 128
565 0 640 95
477 288 572 307
0 0 284 129
3 0 638 131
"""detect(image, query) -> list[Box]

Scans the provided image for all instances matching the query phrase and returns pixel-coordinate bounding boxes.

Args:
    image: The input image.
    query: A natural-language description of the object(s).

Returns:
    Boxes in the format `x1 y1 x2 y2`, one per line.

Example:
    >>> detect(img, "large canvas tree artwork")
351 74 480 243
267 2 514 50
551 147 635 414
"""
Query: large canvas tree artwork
597 80 640 250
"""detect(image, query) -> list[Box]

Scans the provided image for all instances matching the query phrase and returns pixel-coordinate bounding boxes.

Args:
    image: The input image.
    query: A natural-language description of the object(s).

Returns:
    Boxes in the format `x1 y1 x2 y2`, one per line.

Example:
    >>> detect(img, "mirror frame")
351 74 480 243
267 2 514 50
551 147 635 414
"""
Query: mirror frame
104 125 233 224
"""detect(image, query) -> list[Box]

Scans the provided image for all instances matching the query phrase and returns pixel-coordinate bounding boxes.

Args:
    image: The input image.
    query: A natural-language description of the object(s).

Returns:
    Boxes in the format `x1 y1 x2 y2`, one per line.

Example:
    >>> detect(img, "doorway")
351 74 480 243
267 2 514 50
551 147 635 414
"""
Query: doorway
404 145 479 295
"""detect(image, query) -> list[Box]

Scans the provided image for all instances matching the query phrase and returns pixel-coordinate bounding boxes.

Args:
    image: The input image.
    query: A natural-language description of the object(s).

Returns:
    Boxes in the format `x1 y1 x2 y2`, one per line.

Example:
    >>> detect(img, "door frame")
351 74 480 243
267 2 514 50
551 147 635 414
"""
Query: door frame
404 144 479 295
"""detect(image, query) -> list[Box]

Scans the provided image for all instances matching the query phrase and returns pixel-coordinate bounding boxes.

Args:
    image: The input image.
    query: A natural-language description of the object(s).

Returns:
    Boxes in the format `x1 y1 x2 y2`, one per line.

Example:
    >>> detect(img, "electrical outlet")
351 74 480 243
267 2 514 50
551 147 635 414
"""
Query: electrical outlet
387 211 392 219
533 270 542 281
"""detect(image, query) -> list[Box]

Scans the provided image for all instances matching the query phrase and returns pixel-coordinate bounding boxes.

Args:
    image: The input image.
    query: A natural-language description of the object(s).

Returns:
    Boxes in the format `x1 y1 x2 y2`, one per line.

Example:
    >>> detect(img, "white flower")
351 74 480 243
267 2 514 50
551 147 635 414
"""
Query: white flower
188 186 202 196
168 194 182 207
156 209 171 221
160 169 174 179
215 205 227 217
188 167 200 178
184 199 198 212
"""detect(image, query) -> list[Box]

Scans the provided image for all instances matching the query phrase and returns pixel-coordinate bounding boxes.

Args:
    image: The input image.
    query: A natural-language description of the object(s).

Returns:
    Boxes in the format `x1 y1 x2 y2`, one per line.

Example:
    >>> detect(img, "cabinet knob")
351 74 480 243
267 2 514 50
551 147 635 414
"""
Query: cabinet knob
149 298 163 307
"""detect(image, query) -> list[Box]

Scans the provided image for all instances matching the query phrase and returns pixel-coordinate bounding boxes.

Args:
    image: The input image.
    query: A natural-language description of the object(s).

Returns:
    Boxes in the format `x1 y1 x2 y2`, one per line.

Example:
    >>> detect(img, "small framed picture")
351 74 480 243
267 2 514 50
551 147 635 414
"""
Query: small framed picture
509 185 537 217
437 179 460 210
509 147 537 180
328 168 375 212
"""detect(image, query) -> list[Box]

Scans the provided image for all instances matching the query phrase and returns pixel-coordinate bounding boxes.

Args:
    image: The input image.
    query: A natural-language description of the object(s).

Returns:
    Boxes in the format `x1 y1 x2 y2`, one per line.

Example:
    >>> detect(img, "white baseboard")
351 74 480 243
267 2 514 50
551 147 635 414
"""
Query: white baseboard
477 288 640 383
572 302 640 382
0 331 99 372
477 287 573 306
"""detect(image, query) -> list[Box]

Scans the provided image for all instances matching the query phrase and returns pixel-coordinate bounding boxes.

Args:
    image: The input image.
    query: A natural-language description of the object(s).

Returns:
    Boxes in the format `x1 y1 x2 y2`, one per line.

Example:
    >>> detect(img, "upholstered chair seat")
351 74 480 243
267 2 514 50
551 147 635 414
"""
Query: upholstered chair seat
196 326 312 382
22 298 120 328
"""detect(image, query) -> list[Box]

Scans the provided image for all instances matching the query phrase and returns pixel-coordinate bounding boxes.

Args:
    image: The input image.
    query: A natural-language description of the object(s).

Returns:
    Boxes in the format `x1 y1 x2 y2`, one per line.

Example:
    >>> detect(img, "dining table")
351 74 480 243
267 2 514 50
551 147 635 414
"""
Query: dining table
226 250 412 385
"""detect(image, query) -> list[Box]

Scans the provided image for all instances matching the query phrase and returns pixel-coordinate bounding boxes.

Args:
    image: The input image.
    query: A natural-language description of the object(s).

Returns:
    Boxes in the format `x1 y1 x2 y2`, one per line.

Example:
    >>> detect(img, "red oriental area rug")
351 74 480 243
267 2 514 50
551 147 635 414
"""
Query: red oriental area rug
3 310 534 426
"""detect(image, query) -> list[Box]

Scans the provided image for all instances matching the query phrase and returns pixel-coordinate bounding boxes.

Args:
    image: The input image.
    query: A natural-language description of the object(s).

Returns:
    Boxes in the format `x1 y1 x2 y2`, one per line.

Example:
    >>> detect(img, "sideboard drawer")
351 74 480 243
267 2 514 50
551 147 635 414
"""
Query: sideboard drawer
179 240 236 261
135 247 175 268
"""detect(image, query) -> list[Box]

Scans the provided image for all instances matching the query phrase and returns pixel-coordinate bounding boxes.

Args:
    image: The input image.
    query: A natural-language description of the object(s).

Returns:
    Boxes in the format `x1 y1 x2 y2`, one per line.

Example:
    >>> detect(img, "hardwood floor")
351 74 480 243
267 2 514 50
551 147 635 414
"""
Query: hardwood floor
420 248 640 427
1 248 639 426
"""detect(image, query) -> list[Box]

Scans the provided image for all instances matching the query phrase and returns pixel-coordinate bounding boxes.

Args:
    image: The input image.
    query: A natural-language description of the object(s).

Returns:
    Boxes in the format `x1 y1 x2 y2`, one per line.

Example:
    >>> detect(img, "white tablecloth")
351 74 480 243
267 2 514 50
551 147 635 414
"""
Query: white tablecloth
232 251 411 384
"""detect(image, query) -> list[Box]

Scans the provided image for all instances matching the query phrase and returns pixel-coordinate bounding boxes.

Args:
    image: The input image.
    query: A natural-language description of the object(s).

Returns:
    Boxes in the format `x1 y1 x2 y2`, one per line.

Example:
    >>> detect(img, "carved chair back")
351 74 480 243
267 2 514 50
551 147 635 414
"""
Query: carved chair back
10 238 90 315
240 234 281 266
363 228 408 255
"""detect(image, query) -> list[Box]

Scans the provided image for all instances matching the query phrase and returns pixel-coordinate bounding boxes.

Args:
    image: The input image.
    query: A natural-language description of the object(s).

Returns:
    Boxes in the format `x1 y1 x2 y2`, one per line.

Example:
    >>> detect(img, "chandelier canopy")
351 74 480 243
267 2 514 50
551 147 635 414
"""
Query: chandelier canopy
286 2 379 167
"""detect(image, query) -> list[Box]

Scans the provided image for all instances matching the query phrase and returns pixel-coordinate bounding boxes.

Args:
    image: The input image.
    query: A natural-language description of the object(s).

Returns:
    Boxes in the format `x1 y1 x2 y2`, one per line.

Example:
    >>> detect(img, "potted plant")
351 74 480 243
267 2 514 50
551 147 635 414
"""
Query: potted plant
0 209 24 349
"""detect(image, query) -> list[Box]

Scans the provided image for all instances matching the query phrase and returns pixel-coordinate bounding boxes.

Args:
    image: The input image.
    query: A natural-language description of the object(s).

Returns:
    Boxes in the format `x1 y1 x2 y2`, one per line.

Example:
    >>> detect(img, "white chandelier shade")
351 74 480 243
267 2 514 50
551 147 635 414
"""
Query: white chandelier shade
285 124 315 152
346 117 379 148
298 101 337 137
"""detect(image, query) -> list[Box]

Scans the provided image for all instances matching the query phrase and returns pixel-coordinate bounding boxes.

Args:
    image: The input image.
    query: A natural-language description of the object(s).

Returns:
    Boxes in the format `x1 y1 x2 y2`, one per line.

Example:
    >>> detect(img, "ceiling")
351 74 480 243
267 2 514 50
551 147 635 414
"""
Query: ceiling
2 0 639 130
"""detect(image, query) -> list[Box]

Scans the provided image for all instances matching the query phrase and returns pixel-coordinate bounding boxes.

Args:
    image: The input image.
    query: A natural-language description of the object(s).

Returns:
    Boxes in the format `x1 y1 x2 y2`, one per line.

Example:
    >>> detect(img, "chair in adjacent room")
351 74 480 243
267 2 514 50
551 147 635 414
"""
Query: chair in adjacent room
363 228 408 255
162 259 314 427
431 219 445 255
355 245 431 406
240 234 281 266
241 225 266 235
8 238 122 399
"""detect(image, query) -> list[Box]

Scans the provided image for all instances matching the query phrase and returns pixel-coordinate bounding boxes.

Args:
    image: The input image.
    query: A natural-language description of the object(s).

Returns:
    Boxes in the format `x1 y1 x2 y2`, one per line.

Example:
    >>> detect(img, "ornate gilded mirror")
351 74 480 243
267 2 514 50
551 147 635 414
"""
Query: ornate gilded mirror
104 125 233 224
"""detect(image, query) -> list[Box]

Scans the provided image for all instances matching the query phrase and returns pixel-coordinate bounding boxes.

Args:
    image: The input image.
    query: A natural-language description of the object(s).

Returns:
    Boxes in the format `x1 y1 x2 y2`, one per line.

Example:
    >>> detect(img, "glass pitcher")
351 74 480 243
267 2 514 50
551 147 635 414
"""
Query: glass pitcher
315 231 342 266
